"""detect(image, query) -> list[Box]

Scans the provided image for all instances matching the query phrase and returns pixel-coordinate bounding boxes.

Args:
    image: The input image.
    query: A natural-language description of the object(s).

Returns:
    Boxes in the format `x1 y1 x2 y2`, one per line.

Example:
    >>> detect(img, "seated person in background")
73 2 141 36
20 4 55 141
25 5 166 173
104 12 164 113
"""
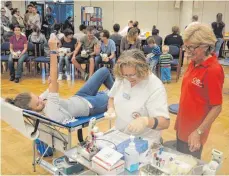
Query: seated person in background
8 25 28 83
94 25 103 40
146 36 161 75
110 23 122 46
3 23 15 42
28 25 47 44
50 24 64 41
71 26 99 80
105 49 170 143
5 37 114 123
58 28 77 81
1 7 10 28
11 8 24 31
159 45 173 84
120 27 141 53
151 25 162 47
95 30 116 70
73 24 86 41
164 26 183 47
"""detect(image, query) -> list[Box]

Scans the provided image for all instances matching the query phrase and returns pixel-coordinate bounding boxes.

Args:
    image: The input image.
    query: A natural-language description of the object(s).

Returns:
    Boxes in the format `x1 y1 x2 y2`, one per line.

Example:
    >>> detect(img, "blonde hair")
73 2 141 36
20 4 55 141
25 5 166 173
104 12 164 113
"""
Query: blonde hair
162 45 169 54
183 23 217 47
172 26 180 34
113 49 150 79
146 36 155 45
127 27 138 42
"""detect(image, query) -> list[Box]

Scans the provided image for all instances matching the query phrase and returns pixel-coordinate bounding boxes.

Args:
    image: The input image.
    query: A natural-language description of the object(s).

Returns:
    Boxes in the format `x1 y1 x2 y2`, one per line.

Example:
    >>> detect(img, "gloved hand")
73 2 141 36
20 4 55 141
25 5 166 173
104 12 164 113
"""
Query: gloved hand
104 107 116 119
127 117 149 134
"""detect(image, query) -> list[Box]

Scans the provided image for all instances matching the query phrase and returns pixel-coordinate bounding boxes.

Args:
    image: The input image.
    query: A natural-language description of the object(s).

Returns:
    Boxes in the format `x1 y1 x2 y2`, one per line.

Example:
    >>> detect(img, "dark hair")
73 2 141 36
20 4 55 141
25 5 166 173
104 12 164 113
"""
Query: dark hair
152 25 159 35
79 24 86 31
129 20 133 24
216 13 223 23
13 24 21 31
128 27 140 35
5 93 32 110
12 8 19 15
192 15 198 21
64 28 73 37
5 1 12 7
54 24 61 32
97 25 103 31
113 23 120 32
32 25 40 34
9 23 14 31
27 4 34 8
86 26 94 32
101 30 110 39
133 21 139 28
47 7 52 12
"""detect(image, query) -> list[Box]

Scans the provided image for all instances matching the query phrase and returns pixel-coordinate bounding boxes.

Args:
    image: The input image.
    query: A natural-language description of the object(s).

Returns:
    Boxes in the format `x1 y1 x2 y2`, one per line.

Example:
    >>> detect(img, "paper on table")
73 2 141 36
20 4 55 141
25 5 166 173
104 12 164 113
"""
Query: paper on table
1 98 39 140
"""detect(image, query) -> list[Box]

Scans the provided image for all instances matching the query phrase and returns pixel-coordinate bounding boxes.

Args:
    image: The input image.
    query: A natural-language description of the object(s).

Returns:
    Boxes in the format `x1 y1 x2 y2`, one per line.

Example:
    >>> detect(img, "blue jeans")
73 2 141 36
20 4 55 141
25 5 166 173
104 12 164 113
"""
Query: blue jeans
94 55 115 70
8 53 28 78
161 67 171 82
59 55 71 74
76 67 114 115
215 38 224 57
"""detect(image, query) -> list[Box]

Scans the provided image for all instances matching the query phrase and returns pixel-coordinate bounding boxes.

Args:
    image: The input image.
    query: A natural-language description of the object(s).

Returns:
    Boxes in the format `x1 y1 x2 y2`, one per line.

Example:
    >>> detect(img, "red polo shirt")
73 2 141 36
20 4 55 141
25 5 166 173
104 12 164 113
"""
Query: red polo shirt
175 54 224 144
9 34 28 52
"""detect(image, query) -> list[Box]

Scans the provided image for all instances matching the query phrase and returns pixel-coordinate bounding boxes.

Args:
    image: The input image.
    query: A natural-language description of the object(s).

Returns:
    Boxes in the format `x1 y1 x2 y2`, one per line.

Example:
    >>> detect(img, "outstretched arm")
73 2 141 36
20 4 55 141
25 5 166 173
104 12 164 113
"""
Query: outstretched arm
48 37 59 93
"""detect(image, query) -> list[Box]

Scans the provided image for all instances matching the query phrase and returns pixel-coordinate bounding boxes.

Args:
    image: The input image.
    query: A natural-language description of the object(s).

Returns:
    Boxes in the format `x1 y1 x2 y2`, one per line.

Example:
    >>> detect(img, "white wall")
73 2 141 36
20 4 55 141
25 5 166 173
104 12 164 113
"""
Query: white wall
74 1 228 39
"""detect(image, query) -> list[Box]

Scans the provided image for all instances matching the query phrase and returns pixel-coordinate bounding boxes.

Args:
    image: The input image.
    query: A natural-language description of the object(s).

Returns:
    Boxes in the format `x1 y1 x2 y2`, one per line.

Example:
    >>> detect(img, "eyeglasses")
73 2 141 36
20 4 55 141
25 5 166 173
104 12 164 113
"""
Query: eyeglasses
184 45 200 52
122 74 137 79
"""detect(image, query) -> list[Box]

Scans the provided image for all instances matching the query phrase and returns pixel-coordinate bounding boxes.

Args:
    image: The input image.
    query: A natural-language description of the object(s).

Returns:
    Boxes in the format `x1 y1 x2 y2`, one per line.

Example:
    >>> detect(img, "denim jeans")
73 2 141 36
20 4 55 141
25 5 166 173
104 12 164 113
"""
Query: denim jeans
59 55 71 74
147 59 158 75
215 38 224 57
94 55 115 70
161 67 171 82
76 67 114 115
8 53 28 78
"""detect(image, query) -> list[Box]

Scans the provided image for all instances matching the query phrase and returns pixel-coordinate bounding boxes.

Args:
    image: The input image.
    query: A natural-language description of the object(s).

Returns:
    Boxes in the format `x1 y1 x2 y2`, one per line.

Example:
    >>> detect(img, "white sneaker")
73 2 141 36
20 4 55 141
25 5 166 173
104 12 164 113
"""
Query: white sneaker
58 74 63 80
67 74 71 81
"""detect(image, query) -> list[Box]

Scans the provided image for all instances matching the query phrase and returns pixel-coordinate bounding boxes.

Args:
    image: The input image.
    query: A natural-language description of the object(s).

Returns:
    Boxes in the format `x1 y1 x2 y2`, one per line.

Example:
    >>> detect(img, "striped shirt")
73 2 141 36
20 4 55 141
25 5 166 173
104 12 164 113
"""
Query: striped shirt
159 53 173 67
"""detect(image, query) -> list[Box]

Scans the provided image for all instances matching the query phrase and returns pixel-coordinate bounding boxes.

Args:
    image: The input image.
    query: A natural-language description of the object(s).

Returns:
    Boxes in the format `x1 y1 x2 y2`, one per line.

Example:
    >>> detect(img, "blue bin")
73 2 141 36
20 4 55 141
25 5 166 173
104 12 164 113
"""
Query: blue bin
35 139 53 157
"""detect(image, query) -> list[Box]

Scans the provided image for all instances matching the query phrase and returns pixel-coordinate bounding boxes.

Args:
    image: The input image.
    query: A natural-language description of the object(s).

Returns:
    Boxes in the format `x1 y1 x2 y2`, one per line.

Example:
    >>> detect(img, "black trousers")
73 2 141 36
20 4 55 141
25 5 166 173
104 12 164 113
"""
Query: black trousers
176 138 203 159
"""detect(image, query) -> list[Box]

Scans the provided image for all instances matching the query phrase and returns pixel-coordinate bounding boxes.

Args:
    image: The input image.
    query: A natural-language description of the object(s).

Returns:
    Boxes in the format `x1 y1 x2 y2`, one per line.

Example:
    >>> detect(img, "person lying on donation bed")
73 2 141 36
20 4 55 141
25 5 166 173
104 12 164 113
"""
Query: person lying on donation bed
5 37 114 123
105 49 170 143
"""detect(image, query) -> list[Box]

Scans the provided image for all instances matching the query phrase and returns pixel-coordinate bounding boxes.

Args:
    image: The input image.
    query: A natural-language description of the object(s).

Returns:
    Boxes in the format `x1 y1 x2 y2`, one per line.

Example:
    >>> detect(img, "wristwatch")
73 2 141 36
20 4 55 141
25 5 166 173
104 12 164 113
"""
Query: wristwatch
197 129 203 135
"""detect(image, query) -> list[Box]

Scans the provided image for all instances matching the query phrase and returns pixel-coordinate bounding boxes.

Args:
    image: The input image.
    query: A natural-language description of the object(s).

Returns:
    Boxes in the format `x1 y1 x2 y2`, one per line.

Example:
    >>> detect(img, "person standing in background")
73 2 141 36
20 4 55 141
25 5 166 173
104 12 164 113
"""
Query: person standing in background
28 6 41 30
1 7 10 28
24 4 34 38
74 24 86 41
119 20 133 36
212 13 225 58
4 1 12 23
12 8 25 31
110 23 123 46
44 7 57 38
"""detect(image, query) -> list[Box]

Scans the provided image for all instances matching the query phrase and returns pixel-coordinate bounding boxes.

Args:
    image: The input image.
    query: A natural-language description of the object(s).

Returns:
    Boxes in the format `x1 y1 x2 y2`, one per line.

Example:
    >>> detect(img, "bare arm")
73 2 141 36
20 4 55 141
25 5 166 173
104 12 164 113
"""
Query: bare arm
198 105 222 133
107 97 115 109
9 43 14 53
109 52 115 60
147 117 170 130
72 42 82 58
48 38 59 93
20 43 28 56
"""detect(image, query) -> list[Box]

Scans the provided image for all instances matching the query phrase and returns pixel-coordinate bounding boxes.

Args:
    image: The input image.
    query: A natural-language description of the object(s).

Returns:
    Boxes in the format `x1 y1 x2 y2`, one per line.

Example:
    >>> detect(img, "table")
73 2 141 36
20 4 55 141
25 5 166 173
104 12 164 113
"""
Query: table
64 137 205 175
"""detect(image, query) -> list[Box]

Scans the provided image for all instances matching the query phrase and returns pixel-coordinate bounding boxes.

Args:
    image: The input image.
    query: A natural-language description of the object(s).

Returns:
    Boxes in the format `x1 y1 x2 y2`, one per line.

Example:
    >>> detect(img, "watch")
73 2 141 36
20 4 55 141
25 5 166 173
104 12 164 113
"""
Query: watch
197 129 203 135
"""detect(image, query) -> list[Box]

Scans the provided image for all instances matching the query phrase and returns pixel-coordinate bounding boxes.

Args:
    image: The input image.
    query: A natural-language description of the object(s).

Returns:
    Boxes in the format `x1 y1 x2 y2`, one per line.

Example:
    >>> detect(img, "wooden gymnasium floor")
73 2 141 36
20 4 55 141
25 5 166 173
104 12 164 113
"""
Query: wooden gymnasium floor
1 60 229 175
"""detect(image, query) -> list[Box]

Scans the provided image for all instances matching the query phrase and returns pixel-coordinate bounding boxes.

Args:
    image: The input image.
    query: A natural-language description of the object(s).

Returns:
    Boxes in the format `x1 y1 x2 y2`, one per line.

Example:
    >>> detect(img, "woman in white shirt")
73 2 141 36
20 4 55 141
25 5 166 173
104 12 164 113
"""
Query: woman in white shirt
106 49 170 142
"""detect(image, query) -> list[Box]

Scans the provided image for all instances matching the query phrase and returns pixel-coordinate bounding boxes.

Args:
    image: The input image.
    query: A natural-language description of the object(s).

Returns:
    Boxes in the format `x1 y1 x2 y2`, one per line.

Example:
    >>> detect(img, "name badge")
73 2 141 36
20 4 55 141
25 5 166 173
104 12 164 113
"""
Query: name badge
123 93 130 100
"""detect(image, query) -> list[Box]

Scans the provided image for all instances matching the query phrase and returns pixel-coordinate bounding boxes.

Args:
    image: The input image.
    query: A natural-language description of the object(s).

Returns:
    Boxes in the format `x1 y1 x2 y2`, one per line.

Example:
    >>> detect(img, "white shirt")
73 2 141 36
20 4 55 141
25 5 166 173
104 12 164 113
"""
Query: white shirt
73 32 86 41
119 26 129 36
4 7 12 23
109 74 170 143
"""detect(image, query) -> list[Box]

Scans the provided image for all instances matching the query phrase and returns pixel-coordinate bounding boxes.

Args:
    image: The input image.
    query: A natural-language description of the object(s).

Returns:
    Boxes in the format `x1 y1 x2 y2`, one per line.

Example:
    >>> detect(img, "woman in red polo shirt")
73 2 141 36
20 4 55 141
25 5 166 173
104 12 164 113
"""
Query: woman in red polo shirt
175 24 224 159
8 24 28 83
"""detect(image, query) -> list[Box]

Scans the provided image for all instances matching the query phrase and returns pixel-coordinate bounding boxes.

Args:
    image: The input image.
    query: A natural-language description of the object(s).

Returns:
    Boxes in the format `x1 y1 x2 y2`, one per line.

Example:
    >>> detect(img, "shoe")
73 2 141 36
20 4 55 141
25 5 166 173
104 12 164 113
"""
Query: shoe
82 72 89 81
58 73 63 80
14 78 19 83
10 76 15 81
67 74 71 81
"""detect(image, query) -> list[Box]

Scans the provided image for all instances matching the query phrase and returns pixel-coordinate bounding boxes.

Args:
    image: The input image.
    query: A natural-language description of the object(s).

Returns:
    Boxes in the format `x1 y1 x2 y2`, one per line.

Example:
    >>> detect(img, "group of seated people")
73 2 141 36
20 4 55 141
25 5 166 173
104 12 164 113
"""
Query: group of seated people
3 20 185 83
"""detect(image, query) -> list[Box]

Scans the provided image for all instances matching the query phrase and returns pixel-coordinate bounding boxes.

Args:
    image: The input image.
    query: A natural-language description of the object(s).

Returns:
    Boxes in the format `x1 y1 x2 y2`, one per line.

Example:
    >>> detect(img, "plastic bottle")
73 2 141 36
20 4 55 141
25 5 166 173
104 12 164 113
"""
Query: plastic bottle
124 135 140 172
